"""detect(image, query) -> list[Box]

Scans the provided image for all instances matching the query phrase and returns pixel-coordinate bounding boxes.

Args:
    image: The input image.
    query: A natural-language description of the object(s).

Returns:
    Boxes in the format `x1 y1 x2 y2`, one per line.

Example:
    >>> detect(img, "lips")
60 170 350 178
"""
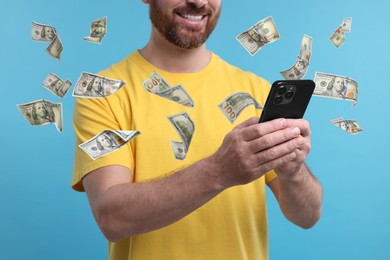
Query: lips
178 13 205 21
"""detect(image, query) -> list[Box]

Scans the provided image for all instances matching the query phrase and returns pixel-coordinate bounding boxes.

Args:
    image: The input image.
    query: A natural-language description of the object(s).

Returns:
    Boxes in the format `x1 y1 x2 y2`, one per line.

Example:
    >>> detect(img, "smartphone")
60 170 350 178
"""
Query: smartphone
259 80 315 123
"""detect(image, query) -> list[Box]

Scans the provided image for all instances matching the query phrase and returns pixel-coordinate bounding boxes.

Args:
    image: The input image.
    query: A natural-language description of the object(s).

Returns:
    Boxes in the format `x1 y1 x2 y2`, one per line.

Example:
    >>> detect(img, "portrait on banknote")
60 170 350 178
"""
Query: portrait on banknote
74 75 104 97
84 16 107 44
41 26 56 41
91 21 106 38
88 132 120 159
85 76 104 97
32 101 52 125
79 130 140 160
32 22 57 42
313 72 359 107
321 76 346 98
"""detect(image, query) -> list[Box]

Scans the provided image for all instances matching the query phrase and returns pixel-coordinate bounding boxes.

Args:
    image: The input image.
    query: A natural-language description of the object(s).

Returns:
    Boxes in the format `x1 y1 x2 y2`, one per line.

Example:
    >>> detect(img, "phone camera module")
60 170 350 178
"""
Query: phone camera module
274 96 284 104
277 86 287 95
273 84 297 105
285 91 294 99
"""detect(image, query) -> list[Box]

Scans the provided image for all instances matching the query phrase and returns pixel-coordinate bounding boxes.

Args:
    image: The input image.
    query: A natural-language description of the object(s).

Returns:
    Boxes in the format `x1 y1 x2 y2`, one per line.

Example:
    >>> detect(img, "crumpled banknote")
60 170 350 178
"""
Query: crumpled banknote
330 118 362 134
280 34 312 80
143 71 194 107
236 16 280 56
168 112 195 160
79 130 141 160
17 99 63 132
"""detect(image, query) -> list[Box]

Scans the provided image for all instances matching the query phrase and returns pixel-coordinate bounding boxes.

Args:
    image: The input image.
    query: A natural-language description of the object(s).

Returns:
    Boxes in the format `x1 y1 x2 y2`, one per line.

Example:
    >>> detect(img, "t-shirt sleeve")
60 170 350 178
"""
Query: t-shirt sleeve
265 170 278 184
72 95 134 192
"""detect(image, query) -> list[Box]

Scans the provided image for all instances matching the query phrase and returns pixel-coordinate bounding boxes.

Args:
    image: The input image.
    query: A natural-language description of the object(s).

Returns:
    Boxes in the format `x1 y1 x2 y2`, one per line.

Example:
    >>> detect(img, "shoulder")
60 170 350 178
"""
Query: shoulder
97 51 138 79
213 53 270 87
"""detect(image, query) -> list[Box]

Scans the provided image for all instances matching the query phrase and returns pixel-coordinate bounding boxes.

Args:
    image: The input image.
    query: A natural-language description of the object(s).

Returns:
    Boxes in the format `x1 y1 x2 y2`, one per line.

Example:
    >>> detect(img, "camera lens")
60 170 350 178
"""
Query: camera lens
285 91 294 99
277 86 286 95
274 96 283 104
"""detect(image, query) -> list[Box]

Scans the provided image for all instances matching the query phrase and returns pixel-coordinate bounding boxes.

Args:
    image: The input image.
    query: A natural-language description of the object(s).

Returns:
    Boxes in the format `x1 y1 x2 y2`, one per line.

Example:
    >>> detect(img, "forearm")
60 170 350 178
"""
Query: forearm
95 158 223 241
275 163 323 229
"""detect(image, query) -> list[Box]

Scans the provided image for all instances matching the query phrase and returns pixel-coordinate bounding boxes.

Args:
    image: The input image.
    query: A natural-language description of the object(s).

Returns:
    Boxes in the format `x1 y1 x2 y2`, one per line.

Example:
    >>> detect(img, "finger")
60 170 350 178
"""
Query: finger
246 126 301 153
292 148 307 164
274 149 307 175
254 135 304 165
284 119 311 137
240 118 288 141
254 151 299 176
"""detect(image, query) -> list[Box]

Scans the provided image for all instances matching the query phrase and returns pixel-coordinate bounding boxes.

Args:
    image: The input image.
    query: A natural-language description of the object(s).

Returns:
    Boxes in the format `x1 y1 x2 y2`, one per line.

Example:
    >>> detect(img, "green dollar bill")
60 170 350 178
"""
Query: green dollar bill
167 112 195 160
79 130 141 160
84 16 107 44
17 99 63 132
218 92 262 123
313 72 358 107
330 118 363 134
72 72 125 98
236 16 280 56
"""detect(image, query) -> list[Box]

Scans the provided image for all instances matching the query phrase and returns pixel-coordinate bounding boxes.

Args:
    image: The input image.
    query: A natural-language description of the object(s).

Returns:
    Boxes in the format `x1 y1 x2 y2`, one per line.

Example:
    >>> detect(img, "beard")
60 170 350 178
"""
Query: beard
149 1 220 49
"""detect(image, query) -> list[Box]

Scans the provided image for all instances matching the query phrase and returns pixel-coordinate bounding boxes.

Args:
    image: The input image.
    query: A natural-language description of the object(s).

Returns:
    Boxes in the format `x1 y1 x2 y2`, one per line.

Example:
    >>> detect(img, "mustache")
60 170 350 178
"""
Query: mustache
174 5 212 16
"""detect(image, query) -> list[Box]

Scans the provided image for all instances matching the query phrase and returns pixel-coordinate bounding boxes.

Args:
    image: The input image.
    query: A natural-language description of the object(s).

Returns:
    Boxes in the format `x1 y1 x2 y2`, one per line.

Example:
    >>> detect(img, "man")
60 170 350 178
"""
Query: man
72 0 323 259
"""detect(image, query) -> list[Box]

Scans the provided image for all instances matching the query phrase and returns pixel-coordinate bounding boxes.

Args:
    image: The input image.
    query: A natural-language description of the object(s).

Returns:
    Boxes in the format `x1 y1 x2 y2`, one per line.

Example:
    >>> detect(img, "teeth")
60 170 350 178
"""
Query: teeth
181 14 203 20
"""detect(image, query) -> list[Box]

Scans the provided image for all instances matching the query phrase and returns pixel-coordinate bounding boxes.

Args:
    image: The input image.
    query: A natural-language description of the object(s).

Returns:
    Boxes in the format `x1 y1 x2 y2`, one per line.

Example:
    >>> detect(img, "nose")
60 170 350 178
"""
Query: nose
187 0 208 8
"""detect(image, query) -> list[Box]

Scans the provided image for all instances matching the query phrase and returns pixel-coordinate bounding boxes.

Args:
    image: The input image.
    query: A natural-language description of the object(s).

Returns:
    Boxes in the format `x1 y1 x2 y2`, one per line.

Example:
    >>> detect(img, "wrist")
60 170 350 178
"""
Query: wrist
201 155 228 193
275 163 307 183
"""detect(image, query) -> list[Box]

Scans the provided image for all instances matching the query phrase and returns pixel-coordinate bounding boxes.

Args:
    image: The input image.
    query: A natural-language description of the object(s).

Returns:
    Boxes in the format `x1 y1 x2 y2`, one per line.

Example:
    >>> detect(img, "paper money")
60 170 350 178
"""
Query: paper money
340 17 352 33
79 130 140 160
72 72 125 98
157 85 194 107
330 17 352 48
46 35 63 60
218 92 262 123
32 21 57 42
280 34 312 80
17 99 63 132
51 102 63 132
32 21 63 60
236 16 280 56
143 72 194 107
84 16 107 44
168 112 195 160
330 118 363 134
313 72 358 107
143 72 171 94
42 73 72 98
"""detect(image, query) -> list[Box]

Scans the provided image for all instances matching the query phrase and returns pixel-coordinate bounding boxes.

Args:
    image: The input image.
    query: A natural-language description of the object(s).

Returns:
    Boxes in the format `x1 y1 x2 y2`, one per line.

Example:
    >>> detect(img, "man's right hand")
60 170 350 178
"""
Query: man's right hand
208 116 304 189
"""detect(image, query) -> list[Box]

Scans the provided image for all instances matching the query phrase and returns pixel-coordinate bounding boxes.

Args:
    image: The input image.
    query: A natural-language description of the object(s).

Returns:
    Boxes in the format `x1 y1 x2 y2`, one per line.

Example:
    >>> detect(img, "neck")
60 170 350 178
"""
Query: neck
139 28 211 73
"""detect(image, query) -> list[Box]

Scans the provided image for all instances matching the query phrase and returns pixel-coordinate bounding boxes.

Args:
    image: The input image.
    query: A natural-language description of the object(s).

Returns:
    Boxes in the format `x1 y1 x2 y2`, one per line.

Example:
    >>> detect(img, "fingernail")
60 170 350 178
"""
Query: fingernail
292 127 300 135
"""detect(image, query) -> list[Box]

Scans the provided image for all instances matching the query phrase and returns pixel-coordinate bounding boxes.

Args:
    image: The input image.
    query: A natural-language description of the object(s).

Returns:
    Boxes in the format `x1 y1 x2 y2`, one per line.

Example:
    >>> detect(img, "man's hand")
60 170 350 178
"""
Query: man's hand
273 118 311 178
208 116 321 229
209 116 309 188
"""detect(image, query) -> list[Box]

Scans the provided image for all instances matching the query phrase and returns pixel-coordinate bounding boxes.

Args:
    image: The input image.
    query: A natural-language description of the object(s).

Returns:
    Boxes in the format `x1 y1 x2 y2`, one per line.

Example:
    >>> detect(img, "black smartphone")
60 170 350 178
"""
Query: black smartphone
259 80 315 123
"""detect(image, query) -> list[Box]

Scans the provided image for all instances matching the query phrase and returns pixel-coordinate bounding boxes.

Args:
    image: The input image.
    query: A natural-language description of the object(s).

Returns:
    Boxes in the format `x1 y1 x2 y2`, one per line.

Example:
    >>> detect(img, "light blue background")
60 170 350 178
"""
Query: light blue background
1 0 388 259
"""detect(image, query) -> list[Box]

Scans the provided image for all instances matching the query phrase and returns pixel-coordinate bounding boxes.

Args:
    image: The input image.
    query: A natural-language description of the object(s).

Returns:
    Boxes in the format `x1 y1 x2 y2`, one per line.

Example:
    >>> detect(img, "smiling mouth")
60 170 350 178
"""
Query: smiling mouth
178 13 205 21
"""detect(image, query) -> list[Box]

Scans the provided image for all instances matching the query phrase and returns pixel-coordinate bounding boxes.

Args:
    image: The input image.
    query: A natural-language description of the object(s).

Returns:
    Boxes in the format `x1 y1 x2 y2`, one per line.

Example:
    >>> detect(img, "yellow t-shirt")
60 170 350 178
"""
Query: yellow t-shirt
72 50 277 260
